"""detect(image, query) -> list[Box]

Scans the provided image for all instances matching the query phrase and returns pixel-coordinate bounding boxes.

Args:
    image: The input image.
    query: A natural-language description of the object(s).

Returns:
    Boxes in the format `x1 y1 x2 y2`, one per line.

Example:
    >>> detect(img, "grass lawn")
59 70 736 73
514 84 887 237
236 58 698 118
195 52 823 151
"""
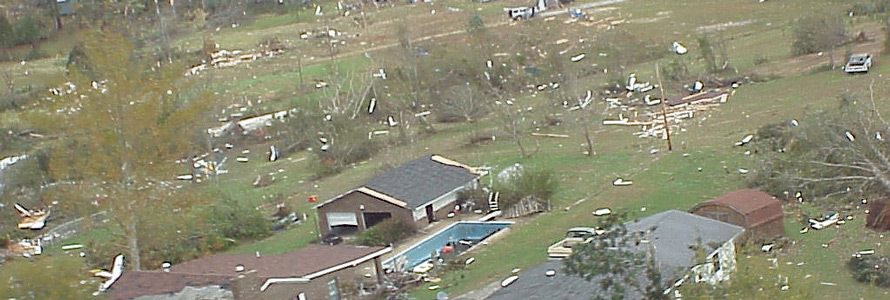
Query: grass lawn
14 0 890 298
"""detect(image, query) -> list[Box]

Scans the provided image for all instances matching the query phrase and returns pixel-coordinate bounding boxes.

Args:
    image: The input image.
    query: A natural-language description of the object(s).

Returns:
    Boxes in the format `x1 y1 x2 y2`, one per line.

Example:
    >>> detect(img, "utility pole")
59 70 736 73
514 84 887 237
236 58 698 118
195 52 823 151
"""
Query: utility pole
655 63 672 151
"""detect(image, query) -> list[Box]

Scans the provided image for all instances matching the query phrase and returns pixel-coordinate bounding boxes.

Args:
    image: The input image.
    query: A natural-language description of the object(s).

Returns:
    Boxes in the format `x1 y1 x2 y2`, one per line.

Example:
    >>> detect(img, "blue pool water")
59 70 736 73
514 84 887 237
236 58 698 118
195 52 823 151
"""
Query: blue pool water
384 221 512 270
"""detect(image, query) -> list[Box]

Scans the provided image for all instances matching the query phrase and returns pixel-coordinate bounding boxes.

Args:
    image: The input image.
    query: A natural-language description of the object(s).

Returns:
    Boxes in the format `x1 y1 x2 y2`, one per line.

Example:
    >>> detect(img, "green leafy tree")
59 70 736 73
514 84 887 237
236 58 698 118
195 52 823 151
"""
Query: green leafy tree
206 192 271 241
563 212 667 300
0 15 13 48
32 31 212 270
13 15 43 46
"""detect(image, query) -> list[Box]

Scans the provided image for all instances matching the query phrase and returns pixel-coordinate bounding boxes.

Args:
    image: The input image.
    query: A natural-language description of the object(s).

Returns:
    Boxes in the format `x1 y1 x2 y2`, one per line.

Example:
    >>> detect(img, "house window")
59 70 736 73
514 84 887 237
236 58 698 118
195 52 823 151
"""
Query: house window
328 278 341 300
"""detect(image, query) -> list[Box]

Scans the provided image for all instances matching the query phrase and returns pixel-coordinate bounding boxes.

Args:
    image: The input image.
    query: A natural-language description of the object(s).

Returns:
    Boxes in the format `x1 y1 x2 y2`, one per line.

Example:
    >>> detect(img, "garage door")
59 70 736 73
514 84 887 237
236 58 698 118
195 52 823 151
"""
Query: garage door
327 212 358 227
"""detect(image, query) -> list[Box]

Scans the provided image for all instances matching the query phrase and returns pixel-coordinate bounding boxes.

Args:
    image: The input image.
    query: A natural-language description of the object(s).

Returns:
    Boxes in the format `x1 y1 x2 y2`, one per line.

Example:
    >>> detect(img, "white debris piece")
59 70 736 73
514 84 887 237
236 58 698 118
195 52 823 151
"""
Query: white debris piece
593 208 612 216
738 168 749 174
735 134 754 146
368 98 377 114
387 115 399 127
612 178 633 186
414 111 431 117
269 145 279 162
761 243 775 252
236 157 249 163
808 212 839 230
372 68 387 79
671 42 688 55
570 53 586 62
845 131 855 142
176 174 193 180
790 119 799 127
98 254 125 292
62 244 85 251
501 275 519 287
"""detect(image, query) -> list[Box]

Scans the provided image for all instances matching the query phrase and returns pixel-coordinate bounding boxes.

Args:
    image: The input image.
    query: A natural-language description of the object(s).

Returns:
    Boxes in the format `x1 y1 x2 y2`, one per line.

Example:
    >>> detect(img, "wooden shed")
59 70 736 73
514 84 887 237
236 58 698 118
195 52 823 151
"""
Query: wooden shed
691 189 784 241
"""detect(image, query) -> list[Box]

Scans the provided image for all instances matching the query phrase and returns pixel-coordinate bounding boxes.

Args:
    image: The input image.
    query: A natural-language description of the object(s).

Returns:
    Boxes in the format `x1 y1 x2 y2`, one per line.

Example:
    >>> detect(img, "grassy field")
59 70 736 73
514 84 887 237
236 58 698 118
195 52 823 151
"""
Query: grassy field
9 0 890 298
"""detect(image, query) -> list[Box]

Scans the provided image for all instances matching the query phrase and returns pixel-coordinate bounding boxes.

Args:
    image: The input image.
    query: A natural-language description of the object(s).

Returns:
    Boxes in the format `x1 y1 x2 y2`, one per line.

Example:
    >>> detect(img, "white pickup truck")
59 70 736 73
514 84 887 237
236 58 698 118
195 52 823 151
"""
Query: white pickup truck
844 53 873 73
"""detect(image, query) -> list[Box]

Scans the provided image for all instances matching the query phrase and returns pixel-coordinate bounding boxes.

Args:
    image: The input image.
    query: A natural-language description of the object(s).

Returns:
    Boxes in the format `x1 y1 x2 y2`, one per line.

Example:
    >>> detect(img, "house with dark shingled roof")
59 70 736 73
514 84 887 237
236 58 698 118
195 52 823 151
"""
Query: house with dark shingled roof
315 154 483 236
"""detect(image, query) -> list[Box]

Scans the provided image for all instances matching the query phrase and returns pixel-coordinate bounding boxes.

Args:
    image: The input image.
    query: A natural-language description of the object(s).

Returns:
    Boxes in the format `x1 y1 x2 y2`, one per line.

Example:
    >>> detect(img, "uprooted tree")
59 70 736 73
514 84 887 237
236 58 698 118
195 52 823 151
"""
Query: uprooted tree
748 84 890 204
563 212 668 300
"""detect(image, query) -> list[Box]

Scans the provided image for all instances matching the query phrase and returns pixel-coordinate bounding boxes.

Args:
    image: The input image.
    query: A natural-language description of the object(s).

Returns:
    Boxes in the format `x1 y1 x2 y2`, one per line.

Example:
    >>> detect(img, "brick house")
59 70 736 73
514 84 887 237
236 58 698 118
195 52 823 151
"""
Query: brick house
315 155 483 236
107 245 391 300
690 189 785 241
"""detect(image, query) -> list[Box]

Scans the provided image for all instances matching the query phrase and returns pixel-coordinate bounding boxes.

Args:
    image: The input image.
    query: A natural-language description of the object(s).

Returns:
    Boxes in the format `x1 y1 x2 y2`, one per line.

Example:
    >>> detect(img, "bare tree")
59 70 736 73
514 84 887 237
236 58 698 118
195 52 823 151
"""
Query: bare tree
750 81 890 203
439 83 489 123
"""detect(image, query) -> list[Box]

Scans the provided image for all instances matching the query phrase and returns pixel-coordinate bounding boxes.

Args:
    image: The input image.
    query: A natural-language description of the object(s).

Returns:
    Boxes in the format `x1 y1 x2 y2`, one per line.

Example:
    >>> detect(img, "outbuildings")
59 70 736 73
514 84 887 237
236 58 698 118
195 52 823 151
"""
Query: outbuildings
690 189 784 241
316 155 483 236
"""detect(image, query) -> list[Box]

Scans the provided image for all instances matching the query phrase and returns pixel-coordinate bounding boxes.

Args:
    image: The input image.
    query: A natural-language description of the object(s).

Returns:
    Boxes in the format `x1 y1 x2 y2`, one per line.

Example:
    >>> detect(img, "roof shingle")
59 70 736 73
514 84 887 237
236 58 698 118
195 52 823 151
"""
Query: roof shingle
364 155 479 209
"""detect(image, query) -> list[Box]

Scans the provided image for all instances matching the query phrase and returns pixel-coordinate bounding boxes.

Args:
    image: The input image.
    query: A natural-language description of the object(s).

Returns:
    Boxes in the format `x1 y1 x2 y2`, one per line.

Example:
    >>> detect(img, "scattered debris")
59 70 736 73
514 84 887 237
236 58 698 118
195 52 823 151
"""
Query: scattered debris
465 257 476 265
185 48 284 77
545 269 556 277
809 212 839 230
96 254 125 293
531 133 569 138
593 208 612 216
735 134 755 146
761 243 775 252
269 145 280 162
570 53 586 62
8 239 42 257
612 178 633 186
62 244 85 251
15 203 49 230
671 42 688 55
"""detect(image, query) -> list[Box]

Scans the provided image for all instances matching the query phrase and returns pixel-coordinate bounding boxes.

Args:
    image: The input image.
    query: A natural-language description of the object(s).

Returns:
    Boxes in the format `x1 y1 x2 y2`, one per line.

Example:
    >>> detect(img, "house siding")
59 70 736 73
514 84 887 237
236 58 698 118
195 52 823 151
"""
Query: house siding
691 238 738 284
317 191 414 236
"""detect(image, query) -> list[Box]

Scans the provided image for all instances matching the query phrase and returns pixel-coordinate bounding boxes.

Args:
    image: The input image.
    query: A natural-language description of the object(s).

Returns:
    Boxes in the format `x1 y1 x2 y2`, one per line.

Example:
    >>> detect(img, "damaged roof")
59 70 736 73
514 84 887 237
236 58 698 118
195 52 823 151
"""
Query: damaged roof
171 244 388 278
488 210 743 300
107 271 232 300
627 210 744 281
363 155 480 209
693 189 783 228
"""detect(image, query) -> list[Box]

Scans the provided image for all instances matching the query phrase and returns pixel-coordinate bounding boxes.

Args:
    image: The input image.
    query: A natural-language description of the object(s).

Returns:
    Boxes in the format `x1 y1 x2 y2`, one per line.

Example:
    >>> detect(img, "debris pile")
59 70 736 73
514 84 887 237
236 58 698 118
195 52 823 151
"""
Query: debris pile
600 75 731 139
186 47 285 76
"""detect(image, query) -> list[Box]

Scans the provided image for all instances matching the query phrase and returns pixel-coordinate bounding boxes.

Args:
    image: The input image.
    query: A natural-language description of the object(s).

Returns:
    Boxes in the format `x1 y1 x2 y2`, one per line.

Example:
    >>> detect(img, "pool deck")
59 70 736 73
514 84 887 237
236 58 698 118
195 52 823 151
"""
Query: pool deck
381 213 486 262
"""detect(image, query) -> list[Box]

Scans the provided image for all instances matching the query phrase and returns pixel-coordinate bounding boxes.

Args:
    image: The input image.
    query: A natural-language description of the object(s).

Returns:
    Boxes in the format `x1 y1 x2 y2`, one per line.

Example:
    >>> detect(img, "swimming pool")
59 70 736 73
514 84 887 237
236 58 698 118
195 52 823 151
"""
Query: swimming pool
384 221 513 271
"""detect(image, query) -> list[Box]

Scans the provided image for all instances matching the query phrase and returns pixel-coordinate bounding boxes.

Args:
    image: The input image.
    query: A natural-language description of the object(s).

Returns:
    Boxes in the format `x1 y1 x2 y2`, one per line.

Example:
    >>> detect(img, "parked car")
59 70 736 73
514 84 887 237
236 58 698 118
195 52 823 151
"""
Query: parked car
547 227 604 258
844 53 873 73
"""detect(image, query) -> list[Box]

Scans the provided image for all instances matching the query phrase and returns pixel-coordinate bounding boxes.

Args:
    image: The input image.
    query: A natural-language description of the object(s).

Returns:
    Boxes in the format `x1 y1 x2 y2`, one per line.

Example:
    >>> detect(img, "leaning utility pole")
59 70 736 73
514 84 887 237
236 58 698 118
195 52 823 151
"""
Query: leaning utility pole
655 63 672 151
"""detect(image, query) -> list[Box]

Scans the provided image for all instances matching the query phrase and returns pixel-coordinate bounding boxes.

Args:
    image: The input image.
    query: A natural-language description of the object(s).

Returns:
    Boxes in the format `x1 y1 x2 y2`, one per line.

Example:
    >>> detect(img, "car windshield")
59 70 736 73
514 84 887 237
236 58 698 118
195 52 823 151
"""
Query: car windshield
850 56 868 63
566 231 593 238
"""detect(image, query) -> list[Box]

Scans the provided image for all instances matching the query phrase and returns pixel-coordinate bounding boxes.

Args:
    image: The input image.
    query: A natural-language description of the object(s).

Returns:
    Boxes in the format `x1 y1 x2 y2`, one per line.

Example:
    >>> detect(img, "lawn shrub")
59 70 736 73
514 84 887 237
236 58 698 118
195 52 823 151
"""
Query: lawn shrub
497 168 557 210
848 255 890 287
357 218 415 246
